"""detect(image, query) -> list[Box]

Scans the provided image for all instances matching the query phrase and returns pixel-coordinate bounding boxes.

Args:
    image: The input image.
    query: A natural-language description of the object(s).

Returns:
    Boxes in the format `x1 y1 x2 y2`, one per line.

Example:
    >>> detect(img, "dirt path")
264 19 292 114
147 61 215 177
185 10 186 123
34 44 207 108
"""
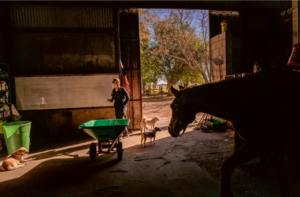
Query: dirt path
142 95 174 118
142 95 202 120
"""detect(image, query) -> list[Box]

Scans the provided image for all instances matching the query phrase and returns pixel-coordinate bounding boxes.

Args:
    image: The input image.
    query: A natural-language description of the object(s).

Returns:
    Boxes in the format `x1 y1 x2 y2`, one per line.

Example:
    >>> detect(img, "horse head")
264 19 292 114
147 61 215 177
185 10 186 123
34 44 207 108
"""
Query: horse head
168 86 197 137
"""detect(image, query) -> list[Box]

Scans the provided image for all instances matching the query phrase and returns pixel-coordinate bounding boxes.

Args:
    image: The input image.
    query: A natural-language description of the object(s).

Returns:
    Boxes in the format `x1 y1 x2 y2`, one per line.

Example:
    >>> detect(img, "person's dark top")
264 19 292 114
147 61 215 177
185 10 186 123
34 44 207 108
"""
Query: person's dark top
109 87 130 107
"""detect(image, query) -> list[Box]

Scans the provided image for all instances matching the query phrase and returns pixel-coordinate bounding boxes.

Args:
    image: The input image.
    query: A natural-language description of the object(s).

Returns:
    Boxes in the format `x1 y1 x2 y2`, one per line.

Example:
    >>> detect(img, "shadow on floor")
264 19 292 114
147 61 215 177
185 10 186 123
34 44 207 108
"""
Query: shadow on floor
0 155 121 197
1 127 300 197
26 143 91 160
0 135 95 160
29 135 95 154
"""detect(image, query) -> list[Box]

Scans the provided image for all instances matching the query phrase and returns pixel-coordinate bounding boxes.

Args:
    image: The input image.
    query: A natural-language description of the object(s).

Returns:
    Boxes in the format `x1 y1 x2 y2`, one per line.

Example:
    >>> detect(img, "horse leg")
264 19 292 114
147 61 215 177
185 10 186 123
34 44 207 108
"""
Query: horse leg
268 152 290 197
220 142 258 197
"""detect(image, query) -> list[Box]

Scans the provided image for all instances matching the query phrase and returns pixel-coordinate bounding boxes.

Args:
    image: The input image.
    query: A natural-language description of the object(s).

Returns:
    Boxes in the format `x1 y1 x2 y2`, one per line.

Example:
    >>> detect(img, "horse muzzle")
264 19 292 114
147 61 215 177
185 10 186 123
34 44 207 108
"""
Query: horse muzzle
168 126 179 137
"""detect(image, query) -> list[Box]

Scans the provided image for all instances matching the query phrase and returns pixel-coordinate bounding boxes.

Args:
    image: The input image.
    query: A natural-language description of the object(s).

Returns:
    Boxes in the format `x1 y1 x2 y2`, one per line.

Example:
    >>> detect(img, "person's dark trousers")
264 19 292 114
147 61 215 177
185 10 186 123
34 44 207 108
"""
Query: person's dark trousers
115 105 129 137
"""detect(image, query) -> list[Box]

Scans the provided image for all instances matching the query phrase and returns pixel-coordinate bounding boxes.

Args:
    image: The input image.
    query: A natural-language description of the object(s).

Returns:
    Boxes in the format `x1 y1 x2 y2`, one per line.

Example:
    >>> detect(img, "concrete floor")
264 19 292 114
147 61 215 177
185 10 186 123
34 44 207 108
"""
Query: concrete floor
0 118 221 197
3 117 299 197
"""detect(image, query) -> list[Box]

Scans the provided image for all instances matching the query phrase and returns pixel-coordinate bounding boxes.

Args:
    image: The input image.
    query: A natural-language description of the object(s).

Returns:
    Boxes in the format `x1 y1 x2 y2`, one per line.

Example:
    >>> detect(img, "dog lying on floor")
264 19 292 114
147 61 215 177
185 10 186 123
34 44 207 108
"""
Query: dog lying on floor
140 116 160 133
0 147 35 171
141 127 162 147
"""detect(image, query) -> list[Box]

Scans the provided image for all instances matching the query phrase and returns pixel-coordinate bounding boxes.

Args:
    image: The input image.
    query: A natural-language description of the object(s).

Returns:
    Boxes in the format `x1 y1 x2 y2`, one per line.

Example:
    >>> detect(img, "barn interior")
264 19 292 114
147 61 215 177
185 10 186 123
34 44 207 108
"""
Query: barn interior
0 1 298 197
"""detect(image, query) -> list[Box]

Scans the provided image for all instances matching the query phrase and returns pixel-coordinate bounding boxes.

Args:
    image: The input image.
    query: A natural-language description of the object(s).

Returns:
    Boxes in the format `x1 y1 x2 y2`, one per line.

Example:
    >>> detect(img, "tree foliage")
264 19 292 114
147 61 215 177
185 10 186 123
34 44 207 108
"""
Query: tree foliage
139 9 210 95
139 13 160 88
180 68 204 85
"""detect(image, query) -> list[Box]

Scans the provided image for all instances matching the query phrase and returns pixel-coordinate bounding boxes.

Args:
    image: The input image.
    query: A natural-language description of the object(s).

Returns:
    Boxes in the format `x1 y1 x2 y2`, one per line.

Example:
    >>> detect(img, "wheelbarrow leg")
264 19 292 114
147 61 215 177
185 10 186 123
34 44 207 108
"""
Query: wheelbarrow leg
90 143 97 161
98 141 101 153
98 134 110 153
117 140 123 161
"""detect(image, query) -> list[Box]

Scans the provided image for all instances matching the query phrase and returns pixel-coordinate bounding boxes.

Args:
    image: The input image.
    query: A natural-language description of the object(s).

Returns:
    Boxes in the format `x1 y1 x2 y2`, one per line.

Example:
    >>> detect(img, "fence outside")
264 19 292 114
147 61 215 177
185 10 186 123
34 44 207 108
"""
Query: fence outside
142 85 181 96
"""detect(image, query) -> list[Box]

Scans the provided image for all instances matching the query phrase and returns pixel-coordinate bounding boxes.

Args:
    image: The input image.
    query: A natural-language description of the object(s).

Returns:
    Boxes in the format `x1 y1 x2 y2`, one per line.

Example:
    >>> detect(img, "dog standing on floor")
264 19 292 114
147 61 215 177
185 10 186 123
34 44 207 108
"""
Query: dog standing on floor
141 127 162 147
140 116 160 133
0 147 35 172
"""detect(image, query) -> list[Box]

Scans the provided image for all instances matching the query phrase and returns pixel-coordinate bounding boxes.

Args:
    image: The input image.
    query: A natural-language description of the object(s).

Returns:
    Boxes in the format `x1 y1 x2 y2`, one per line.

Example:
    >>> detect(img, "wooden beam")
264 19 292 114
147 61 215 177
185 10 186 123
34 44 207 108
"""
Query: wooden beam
293 0 300 44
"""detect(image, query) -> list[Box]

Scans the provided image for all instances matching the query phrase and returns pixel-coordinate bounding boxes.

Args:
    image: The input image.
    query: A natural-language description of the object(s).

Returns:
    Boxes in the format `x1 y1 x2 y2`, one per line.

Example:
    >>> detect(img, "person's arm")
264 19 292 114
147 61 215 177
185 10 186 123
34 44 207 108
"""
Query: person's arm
122 88 130 105
108 90 114 103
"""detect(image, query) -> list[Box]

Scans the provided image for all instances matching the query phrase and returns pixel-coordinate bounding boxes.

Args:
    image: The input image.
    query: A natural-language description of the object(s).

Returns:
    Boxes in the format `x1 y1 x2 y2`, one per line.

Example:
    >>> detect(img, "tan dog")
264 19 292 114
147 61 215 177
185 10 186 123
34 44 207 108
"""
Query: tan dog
141 127 162 147
0 147 35 171
140 116 160 133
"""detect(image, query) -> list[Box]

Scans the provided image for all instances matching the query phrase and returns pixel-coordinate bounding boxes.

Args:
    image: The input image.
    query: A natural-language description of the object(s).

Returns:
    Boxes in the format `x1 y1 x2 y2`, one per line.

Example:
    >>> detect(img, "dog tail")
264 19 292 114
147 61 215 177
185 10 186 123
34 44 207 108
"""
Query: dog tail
142 117 147 121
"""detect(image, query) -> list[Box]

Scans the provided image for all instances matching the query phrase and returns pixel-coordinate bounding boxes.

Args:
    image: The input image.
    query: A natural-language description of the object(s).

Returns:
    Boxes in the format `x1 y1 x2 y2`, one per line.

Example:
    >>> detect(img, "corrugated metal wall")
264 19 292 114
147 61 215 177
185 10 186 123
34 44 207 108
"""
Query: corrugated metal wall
0 4 119 140
10 6 113 28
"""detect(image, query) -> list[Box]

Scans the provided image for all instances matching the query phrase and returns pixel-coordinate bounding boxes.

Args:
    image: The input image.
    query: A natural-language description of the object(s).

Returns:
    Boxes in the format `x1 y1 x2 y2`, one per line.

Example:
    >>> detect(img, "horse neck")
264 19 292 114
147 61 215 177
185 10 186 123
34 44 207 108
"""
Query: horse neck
188 83 234 120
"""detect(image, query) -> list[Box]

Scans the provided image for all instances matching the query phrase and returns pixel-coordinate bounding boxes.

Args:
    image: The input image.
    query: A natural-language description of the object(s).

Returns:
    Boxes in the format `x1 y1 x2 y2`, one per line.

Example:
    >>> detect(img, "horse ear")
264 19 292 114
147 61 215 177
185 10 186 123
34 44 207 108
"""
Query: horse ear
171 86 179 97
179 85 184 90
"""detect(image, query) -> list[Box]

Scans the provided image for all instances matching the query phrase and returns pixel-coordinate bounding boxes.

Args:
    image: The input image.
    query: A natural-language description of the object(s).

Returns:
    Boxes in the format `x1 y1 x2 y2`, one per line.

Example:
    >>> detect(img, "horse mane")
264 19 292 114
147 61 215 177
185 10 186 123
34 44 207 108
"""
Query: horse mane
192 67 297 98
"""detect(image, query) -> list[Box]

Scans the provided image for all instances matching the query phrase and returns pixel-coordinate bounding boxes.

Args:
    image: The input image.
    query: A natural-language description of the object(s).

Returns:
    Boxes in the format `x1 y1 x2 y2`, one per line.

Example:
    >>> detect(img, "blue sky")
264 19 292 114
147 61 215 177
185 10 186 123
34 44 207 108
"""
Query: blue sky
140 9 208 37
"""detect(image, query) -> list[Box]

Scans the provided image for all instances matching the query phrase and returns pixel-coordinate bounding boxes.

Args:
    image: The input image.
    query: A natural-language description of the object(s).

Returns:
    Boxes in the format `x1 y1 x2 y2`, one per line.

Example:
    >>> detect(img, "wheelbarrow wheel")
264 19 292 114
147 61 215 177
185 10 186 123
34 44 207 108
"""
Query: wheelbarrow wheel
89 143 97 161
117 142 123 161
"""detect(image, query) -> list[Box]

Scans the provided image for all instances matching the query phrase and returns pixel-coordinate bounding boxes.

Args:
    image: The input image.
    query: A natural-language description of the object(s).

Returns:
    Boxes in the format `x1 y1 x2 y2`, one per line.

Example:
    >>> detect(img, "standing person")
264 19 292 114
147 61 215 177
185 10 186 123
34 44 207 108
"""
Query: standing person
107 78 130 138
253 60 273 73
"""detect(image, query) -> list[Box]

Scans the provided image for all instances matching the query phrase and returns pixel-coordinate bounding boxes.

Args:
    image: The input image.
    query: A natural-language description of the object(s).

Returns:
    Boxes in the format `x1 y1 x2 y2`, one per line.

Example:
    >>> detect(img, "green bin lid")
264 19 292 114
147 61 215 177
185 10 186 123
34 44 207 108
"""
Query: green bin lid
79 119 129 129
2 121 31 139
3 121 31 127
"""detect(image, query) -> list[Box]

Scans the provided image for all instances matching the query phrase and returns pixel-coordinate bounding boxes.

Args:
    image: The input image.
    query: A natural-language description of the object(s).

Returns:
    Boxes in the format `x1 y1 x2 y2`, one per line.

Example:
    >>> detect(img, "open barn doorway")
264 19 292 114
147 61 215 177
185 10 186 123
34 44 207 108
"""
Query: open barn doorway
135 6 295 197
139 9 209 124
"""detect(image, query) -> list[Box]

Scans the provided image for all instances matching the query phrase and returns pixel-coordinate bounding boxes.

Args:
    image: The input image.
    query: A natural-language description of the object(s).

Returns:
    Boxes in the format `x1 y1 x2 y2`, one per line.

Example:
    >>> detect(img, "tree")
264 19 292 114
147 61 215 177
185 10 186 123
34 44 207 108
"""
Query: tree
139 11 161 92
141 10 189 95
154 50 186 96
180 68 204 87
139 9 209 95
143 9 210 84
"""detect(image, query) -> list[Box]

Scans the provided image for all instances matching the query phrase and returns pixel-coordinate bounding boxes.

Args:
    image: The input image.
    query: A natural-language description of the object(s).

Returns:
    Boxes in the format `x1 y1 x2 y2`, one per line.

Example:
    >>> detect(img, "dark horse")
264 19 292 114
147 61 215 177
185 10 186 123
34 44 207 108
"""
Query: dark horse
168 68 300 197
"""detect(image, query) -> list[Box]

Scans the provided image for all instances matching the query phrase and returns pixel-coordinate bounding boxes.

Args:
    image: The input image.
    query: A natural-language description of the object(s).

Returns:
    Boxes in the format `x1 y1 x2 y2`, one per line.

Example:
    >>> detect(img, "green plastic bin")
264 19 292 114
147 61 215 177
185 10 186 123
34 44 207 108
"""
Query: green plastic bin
2 121 31 155
204 119 227 132
78 119 130 140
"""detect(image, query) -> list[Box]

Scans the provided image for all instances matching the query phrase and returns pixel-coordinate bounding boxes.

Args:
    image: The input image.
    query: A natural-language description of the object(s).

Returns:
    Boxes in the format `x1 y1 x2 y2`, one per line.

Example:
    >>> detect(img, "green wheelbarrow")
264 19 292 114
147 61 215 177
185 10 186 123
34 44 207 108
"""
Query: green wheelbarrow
78 119 130 161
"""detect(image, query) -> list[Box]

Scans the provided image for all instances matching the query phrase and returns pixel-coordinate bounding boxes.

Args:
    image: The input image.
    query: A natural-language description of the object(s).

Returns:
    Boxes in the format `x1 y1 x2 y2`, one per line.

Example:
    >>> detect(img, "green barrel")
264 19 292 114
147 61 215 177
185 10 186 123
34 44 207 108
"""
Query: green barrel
2 121 31 155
